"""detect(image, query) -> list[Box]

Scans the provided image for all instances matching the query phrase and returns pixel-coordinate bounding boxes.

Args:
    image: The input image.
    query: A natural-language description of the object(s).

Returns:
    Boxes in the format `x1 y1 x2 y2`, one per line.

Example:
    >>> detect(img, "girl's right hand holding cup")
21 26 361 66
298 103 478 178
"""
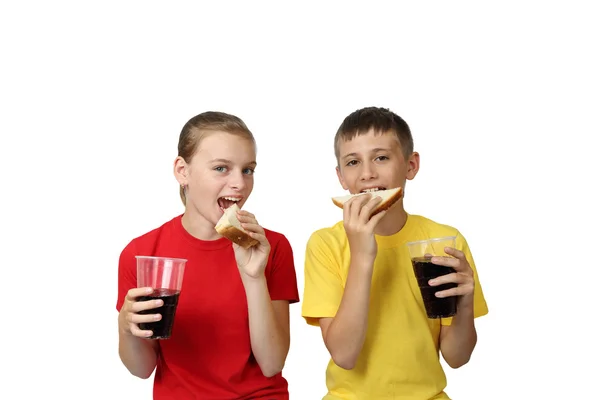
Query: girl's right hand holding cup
118 287 163 338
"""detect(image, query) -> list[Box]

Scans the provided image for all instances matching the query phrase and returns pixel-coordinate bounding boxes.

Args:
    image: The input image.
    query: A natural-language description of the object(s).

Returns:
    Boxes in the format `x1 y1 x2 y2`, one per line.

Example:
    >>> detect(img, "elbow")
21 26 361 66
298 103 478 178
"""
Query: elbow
120 354 155 379
444 352 471 369
127 366 155 380
134 370 154 380
259 362 284 378
447 357 469 369
331 351 358 370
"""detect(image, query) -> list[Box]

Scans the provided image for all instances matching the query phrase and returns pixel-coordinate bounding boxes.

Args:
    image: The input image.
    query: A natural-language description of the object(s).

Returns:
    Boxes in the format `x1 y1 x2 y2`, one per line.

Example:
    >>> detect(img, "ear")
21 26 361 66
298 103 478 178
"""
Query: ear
173 156 189 186
406 152 420 181
336 165 349 190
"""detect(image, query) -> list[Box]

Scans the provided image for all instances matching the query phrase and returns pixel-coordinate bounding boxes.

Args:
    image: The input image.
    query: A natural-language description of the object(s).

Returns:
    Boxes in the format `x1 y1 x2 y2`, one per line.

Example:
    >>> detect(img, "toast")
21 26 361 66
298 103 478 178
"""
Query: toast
331 187 403 216
215 203 259 249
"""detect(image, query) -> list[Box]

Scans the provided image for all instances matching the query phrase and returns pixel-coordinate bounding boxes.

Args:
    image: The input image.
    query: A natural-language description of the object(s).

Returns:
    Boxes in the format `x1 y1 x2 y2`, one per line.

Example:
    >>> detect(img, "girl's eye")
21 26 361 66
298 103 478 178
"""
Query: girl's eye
214 166 227 173
243 168 255 175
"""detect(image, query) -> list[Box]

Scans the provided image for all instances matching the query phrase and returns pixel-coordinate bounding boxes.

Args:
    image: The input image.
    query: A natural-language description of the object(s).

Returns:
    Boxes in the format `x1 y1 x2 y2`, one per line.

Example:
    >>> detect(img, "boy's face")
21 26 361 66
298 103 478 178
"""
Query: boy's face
335 129 419 195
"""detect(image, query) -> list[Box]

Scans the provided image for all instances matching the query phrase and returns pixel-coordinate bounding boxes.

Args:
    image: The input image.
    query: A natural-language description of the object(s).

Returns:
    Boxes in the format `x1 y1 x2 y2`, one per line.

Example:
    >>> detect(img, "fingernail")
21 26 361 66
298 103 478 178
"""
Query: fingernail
146 287 153 293
154 314 161 321
435 292 442 297
155 300 163 307
429 279 436 285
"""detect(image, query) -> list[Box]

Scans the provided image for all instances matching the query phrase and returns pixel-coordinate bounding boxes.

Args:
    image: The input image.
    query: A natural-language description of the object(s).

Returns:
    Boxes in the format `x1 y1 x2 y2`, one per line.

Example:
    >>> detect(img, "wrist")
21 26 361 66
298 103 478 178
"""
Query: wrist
240 272 267 286
118 316 132 336
456 294 475 315
350 252 375 269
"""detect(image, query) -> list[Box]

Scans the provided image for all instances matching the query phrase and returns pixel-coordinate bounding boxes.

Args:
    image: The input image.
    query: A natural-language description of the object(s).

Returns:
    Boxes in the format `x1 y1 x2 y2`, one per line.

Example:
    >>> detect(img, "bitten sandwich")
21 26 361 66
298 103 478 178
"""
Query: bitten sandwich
331 187 403 216
215 203 259 249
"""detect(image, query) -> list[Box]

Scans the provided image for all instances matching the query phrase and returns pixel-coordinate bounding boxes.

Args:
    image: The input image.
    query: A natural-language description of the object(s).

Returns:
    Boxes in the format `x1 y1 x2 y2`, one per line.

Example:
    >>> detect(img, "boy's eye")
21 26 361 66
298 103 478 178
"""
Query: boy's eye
346 160 358 166
375 156 389 161
243 168 255 175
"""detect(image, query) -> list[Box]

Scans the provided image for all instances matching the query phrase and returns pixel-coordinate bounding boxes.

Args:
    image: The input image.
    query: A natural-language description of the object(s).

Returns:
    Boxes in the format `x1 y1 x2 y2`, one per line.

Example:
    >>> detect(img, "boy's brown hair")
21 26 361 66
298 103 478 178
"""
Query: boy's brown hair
334 106 414 163
178 111 256 205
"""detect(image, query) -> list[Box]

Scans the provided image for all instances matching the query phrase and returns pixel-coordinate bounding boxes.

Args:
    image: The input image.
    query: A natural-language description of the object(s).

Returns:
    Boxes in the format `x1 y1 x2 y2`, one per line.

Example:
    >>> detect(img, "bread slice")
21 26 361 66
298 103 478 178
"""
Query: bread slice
215 203 259 249
331 187 403 216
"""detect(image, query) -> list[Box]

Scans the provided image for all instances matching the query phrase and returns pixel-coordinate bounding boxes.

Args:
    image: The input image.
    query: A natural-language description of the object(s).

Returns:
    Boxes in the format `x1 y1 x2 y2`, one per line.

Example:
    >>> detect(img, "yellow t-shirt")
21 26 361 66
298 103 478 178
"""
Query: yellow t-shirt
302 214 488 400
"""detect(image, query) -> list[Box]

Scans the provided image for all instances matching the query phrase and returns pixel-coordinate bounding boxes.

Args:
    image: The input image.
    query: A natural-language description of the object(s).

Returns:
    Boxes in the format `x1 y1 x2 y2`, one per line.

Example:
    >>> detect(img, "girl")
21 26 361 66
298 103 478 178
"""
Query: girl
116 111 299 399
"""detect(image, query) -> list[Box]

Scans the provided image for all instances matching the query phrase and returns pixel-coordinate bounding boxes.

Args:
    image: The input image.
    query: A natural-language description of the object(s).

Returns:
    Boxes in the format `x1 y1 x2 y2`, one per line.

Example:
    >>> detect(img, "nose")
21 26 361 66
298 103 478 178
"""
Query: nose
359 162 378 181
229 170 247 191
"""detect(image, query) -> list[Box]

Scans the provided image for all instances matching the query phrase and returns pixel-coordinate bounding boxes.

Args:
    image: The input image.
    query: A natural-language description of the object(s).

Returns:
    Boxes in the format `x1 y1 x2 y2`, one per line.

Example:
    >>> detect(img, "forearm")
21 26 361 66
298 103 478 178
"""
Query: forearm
440 296 477 368
242 276 289 377
325 258 373 369
118 319 159 379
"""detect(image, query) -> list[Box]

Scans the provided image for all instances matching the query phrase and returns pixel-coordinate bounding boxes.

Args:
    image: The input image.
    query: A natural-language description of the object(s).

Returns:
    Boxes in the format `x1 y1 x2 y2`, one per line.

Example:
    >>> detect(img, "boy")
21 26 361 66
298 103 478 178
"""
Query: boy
301 107 488 399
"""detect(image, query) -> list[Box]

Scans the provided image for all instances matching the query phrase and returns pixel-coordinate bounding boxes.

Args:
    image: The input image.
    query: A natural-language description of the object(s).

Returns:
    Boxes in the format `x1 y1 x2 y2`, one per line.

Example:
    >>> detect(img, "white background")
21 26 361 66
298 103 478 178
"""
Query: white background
1 1 599 399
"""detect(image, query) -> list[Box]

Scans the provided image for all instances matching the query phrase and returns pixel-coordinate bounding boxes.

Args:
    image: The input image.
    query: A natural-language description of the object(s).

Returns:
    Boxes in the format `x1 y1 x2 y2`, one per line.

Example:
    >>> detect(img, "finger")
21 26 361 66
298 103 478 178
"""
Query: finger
126 287 154 301
237 210 256 219
237 213 258 225
129 322 154 338
247 230 269 247
347 193 371 219
127 311 162 325
130 297 164 313
430 255 460 269
359 196 383 223
240 222 265 235
444 246 465 260
435 282 474 298
365 208 387 230
428 272 466 286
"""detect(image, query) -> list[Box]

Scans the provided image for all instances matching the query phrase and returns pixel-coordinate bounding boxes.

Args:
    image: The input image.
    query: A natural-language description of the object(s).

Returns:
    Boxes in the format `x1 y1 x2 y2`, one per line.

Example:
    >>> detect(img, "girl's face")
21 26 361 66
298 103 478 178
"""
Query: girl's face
175 131 256 227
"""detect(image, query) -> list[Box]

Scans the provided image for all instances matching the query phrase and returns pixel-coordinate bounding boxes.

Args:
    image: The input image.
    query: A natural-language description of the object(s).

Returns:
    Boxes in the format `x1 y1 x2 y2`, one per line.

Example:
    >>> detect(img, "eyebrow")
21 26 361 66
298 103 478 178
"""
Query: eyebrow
209 158 257 166
341 148 391 160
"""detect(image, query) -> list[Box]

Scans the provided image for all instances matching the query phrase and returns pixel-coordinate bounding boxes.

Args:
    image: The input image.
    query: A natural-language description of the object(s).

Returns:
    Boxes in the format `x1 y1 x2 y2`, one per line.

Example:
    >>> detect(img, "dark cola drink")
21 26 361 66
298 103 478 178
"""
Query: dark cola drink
137 288 181 339
411 257 457 319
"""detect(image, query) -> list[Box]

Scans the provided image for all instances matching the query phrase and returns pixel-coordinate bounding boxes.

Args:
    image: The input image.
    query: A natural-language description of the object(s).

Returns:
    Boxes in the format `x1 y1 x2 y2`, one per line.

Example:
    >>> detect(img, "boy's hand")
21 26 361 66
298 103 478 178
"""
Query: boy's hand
233 210 271 280
118 287 163 338
343 193 387 265
428 247 475 309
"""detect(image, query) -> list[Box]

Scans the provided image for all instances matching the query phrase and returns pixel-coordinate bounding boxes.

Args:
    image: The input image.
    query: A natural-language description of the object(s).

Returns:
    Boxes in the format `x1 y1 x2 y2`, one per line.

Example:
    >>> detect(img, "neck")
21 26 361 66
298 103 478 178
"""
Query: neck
374 201 408 236
181 210 222 241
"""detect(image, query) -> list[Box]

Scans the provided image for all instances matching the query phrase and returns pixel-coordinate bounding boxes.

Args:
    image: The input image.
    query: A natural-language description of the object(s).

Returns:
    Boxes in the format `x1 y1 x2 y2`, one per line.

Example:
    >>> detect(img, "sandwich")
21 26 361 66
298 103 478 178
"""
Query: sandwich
215 203 259 249
331 187 403 216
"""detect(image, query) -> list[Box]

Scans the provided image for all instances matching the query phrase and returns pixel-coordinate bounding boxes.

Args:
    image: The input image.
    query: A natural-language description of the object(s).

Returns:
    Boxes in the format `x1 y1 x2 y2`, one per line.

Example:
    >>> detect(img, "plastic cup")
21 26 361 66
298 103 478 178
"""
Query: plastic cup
406 236 457 319
135 256 187 339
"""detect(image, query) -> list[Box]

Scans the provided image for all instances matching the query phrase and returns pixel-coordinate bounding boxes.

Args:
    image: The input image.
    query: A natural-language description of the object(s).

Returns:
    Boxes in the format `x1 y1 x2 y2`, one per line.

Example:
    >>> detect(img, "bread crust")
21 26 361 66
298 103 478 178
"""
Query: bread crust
216 224 259 249
331 187 403 216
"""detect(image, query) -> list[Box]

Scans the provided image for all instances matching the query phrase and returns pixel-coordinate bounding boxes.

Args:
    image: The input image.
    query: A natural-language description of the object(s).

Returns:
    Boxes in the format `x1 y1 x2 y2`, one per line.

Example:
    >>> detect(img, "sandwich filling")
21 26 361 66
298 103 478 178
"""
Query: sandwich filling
361 187 386 193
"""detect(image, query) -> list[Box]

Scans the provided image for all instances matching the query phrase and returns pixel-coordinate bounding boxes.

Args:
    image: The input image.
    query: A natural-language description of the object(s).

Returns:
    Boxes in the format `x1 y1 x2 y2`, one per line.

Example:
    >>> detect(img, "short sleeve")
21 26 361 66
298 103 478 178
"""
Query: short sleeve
301 231 345 326
116 240 138 311
265 233 300 304
441 231 489 326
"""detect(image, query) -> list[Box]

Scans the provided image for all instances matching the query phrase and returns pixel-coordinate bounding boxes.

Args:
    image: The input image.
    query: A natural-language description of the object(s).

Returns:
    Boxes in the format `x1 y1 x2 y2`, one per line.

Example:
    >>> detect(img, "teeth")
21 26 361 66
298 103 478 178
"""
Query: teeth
222 197 241 201
361 188 384 193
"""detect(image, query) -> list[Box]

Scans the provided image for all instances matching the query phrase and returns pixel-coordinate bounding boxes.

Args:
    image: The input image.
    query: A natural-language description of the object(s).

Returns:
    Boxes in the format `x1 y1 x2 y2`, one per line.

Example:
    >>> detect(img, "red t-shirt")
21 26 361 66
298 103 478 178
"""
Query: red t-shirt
116 215 300 399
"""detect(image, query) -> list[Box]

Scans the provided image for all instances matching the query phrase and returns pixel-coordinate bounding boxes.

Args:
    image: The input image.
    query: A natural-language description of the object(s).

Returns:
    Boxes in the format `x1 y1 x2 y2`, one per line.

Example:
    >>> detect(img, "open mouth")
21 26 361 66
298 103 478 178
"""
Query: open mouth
360 187 386 193
218 196 241 211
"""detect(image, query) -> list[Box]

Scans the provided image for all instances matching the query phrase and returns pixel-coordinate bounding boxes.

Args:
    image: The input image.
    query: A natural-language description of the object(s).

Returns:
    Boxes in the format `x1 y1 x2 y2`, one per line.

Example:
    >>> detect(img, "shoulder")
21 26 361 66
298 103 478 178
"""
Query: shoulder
307 220 347 248
122 215 181 255
410 214 461 236
409 214 470 247
263 227 292 249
